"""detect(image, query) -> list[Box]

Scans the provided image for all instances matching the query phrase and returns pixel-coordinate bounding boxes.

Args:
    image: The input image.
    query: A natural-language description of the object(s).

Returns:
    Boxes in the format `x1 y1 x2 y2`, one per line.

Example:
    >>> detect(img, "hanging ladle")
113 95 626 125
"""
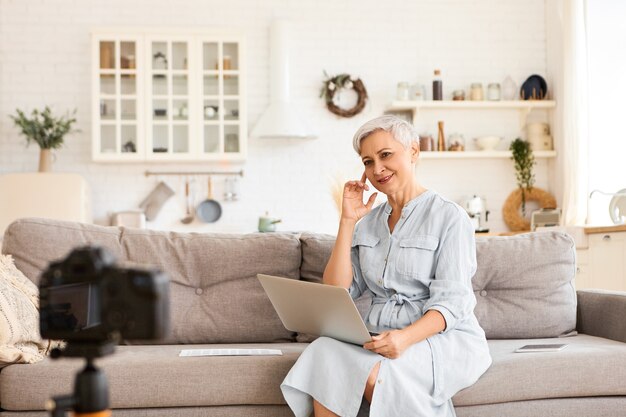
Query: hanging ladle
180 178 194 224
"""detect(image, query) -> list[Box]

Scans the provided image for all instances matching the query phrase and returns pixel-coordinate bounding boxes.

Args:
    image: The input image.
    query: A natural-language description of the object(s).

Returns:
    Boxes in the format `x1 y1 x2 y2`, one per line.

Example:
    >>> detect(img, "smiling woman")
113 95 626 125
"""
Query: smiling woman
280 115 492 417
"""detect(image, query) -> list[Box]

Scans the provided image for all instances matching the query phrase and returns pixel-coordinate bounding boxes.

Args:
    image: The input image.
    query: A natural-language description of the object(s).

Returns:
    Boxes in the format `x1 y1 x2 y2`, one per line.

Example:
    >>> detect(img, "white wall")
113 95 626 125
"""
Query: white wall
0 0 551 235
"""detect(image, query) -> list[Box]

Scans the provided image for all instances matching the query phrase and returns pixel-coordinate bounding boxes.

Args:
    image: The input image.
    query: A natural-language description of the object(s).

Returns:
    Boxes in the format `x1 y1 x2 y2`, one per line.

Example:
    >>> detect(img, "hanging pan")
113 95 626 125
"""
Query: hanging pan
196 176 222 223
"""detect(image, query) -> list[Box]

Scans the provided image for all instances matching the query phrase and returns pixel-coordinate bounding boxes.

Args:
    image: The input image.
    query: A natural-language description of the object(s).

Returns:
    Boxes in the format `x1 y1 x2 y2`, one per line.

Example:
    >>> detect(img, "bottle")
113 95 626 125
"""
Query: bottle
437 121 445 151
432 69 443 101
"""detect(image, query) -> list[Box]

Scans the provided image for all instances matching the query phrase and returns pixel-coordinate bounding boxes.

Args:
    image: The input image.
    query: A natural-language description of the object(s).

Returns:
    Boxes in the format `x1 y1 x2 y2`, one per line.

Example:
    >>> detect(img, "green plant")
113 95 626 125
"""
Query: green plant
10 106 77 150
510 138 536 215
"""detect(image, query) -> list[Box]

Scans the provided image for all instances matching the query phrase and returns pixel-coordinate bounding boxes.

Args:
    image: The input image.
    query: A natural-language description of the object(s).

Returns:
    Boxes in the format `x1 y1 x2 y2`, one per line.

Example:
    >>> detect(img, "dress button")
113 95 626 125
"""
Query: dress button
480 290 487 297
377 378 383 384
195 288 203 295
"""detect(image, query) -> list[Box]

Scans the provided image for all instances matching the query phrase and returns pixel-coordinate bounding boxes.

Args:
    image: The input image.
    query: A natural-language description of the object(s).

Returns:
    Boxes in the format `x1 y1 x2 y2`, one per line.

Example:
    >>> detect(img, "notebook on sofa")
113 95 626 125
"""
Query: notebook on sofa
257 274 385 345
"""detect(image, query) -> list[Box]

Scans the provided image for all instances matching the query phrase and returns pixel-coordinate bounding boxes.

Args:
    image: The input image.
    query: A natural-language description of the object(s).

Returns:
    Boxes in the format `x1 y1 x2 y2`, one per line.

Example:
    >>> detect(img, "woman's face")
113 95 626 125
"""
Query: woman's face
359 130 418 194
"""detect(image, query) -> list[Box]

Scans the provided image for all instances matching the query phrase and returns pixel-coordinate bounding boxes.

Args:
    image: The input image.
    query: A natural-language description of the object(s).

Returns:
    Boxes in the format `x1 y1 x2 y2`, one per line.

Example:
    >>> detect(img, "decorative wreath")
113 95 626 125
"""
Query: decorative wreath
320 72 368 118
502 187 557 231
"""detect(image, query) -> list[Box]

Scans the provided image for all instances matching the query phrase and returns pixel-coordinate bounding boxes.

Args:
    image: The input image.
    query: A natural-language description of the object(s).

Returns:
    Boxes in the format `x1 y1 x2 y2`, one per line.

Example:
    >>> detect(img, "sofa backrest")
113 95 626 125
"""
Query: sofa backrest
300 231 577 339
2 218 301 344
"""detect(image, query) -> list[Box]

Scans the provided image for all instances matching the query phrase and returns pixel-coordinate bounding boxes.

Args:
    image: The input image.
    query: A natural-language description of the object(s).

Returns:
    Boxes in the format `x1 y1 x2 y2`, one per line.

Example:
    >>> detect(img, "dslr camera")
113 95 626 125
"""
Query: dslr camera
39 246 170 347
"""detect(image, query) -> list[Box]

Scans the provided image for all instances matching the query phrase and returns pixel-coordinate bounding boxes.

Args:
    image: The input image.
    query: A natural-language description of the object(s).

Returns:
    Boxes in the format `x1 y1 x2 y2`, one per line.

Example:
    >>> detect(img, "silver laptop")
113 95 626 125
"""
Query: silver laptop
257 274 383 346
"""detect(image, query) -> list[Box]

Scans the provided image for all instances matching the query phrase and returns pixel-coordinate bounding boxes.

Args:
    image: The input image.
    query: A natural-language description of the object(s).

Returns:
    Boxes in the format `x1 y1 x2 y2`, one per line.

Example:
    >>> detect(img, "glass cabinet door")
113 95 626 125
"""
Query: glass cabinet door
96 39 140 158
93 32 245 162
201 40 242 156
147 39 191 157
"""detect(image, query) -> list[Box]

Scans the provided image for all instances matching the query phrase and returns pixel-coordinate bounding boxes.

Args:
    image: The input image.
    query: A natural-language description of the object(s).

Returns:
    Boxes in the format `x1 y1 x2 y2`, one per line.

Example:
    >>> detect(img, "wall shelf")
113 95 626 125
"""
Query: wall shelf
388 100 556 111
419 150 557 159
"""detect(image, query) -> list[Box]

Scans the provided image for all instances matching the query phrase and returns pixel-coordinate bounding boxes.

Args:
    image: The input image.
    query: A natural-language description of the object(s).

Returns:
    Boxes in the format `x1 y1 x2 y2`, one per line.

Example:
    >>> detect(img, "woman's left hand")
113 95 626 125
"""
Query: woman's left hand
363 330 411 359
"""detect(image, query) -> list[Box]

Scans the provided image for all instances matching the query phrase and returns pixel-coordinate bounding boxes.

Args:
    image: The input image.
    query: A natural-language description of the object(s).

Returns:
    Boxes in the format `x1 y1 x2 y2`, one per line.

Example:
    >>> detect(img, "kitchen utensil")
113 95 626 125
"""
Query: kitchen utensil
258 212 282 232
474 136 502 151
196 176 222 223
180 179 194 224
111 210 146 228
520 74 547 100
464 195 490 233
139 181 175 221
609 189 626 224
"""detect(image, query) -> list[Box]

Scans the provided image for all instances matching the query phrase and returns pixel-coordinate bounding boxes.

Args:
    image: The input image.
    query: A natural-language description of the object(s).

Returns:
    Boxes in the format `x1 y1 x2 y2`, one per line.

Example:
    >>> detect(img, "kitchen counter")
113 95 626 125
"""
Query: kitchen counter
583 224 626 234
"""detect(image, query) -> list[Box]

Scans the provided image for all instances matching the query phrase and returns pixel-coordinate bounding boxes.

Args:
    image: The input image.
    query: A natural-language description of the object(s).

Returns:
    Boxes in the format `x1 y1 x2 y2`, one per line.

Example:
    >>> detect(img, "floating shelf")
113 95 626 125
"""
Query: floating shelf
419 150 557 159
389 100 556 111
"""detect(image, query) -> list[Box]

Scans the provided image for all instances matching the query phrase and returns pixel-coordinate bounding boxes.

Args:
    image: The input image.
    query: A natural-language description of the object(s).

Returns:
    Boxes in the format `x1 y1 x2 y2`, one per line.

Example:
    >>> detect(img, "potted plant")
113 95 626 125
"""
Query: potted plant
510 138 535 216
502 138 556 231
10 106 78 172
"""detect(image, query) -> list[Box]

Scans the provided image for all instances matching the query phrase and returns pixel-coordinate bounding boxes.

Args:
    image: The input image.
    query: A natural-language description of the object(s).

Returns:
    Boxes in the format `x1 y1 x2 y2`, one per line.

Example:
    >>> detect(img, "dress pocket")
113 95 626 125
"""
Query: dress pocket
352 233 380 276
395 235 439 278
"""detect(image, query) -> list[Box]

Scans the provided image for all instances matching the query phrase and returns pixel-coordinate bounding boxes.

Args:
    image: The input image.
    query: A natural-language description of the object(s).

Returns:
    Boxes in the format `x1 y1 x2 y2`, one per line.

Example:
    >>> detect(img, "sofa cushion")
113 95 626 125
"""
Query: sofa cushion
0 343 306 411
473 232 577 338
452 334 626 406
1 218 302 344
301 231 577 339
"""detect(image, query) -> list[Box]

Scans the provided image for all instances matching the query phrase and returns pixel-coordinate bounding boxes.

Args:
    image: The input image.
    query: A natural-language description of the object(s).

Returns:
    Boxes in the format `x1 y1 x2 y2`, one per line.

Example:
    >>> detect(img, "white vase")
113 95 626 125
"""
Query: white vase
502 76 518 100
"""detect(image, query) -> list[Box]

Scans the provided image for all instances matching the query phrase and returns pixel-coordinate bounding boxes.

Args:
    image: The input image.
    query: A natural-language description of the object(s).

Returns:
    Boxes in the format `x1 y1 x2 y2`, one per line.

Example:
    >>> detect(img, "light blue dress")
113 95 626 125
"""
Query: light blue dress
281 190 492 417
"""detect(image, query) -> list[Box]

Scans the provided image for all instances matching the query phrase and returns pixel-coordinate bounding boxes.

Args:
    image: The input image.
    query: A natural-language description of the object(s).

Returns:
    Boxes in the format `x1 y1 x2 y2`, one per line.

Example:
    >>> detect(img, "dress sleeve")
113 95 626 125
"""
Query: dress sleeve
423 211 477 333
348 226 368 300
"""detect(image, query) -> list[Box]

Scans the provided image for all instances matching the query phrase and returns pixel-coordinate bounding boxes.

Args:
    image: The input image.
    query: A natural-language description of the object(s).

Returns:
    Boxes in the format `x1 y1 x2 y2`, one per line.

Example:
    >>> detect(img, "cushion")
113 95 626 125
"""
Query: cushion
0 254 55 368
301 231 577 339
473 232 577 338
452 334 626 406
0 343 307 410
2 218 302 344
298 232 372 342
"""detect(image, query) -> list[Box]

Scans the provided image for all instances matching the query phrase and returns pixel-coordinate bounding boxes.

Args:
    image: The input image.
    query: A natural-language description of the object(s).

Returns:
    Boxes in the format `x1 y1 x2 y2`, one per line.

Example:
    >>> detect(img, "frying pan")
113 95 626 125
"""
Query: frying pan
196 176 222 223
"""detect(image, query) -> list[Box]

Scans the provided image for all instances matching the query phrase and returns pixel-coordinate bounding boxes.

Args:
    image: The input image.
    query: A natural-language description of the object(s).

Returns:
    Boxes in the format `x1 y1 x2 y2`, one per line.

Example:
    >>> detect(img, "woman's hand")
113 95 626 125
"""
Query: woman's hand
363 330 411 359
341 172 378 222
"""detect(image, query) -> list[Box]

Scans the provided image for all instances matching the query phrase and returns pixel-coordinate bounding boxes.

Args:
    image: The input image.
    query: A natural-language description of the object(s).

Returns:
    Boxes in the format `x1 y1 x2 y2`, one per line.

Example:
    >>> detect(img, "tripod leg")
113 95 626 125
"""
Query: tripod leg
74 360 110 415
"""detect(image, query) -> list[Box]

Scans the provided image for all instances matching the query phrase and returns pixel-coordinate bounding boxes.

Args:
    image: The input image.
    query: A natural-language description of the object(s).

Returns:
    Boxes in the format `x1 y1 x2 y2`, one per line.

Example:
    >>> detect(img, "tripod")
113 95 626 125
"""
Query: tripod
46 341 116 417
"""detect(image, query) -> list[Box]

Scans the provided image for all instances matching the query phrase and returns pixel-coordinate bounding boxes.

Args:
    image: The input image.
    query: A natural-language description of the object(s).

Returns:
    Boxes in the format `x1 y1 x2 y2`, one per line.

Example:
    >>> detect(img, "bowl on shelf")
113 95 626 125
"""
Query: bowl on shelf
474 136 502 151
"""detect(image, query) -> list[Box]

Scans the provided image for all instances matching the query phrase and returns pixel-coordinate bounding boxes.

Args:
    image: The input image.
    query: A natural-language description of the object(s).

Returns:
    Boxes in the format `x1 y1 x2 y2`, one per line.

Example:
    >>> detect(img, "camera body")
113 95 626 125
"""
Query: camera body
39 246 169 343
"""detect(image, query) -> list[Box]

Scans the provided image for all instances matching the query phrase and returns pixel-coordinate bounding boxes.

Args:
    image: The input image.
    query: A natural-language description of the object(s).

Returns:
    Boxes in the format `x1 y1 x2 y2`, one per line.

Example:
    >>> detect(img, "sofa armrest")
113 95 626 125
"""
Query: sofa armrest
576 289 626 343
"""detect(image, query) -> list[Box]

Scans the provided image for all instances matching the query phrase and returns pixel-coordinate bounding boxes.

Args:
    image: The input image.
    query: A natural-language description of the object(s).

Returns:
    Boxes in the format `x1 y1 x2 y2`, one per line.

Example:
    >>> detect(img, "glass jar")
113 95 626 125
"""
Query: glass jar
487 83 501 101
410 83 426 101
447 133 465 151
452 89 465 101
396 82 410 100
470 83 484 101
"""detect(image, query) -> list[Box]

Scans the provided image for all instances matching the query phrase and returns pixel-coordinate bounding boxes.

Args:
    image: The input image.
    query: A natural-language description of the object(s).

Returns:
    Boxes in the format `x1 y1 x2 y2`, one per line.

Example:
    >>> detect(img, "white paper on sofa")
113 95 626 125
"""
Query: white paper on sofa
179 348 283 357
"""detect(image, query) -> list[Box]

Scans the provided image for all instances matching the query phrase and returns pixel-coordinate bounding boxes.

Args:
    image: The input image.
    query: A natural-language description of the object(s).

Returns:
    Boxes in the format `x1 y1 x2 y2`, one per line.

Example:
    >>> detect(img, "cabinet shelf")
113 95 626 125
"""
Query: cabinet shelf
389 100 556 111
419 150 556 159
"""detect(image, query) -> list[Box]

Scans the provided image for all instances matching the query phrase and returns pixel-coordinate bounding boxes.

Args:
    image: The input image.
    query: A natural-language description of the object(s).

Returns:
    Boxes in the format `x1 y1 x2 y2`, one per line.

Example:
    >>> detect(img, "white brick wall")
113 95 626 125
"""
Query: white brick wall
0 0 551 235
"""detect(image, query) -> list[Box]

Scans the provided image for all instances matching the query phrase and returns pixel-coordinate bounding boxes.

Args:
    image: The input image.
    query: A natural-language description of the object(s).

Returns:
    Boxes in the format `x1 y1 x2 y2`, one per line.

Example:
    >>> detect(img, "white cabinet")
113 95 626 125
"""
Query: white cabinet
92 30 246 162
575 229 626 291
588 231 626 291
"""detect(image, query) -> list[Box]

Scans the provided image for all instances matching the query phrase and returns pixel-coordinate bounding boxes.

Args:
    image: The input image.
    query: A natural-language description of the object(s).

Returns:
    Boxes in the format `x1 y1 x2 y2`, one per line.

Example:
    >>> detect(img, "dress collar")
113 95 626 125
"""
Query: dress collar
383 189 432 215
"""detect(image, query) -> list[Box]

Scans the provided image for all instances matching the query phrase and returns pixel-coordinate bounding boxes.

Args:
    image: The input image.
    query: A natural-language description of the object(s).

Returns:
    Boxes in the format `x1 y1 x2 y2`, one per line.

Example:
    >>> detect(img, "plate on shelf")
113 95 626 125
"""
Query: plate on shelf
609 188 626 224
520 75 547 100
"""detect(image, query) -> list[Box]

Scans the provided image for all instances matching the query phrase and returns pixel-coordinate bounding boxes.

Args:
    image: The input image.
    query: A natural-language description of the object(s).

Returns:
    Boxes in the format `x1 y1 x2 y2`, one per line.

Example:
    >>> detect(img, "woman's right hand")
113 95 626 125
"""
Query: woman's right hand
341 172 378 222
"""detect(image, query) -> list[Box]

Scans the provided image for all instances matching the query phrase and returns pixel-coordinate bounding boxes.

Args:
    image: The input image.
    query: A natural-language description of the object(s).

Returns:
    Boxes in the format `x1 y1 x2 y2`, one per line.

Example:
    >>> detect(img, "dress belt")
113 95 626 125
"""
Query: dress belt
372 293 425 329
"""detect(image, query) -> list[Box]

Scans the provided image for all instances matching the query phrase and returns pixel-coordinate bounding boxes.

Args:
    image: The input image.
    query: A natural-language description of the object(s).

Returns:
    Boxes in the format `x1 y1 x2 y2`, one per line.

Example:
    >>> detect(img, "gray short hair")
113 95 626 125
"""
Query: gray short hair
352 114 419 155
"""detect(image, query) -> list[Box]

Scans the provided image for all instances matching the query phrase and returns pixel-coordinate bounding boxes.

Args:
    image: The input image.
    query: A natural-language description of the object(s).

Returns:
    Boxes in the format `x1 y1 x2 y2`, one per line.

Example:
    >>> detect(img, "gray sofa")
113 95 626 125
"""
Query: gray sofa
1 218 625 417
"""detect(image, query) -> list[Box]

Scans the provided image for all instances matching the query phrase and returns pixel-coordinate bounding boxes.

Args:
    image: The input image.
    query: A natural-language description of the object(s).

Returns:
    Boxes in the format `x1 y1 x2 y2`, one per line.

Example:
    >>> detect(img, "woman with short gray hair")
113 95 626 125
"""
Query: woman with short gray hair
281 115 492 416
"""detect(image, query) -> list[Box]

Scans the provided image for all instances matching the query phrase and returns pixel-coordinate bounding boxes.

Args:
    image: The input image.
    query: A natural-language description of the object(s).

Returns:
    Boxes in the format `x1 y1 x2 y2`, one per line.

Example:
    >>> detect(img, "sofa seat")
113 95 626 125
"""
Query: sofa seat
0 343 307 411
454 334 626 406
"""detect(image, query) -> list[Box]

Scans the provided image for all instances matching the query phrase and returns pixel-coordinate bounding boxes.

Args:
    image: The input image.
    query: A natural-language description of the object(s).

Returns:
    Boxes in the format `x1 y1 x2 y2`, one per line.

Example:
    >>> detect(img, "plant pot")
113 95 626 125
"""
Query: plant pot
38 149 53 172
